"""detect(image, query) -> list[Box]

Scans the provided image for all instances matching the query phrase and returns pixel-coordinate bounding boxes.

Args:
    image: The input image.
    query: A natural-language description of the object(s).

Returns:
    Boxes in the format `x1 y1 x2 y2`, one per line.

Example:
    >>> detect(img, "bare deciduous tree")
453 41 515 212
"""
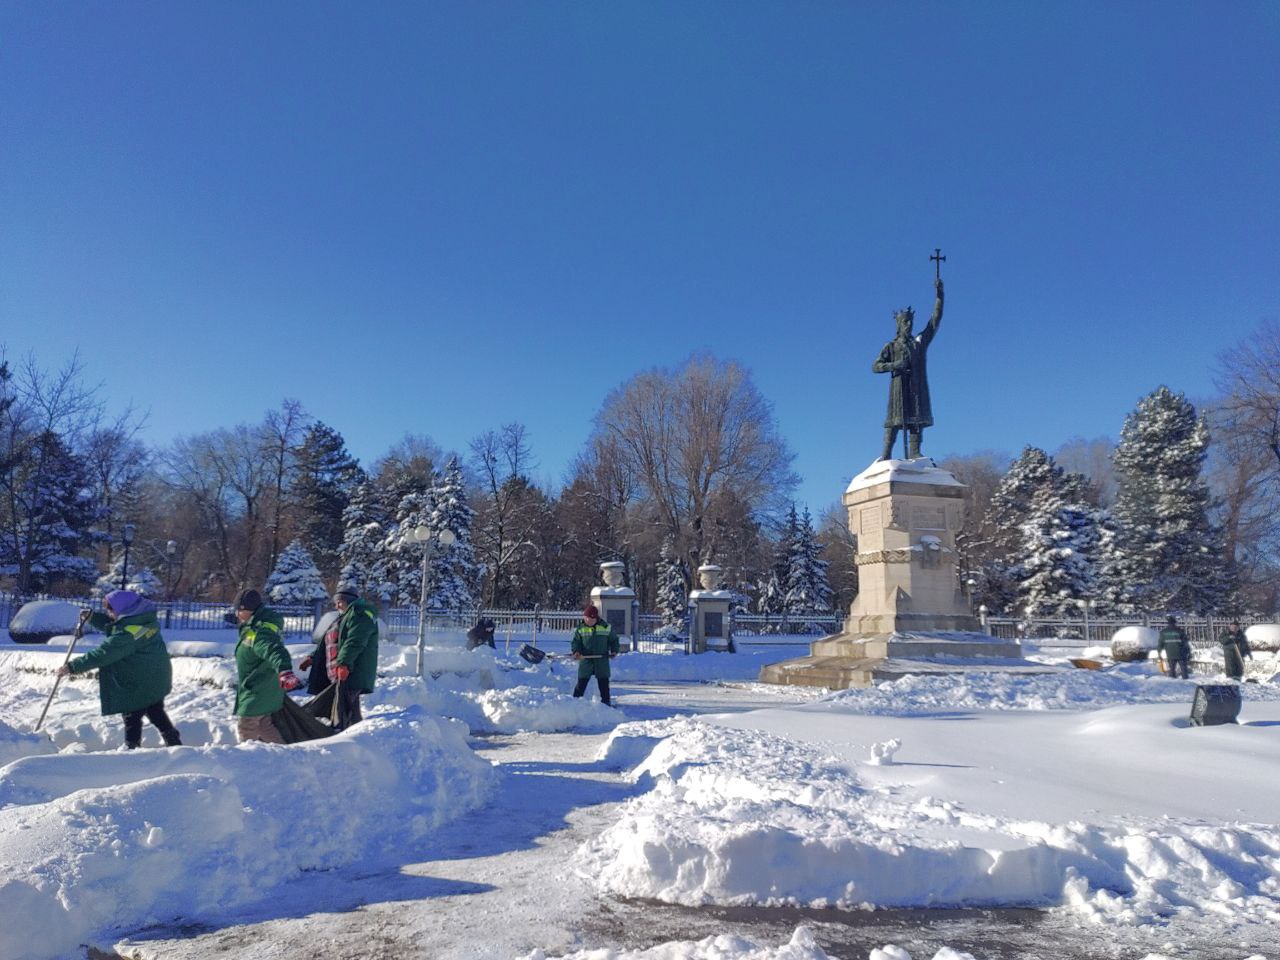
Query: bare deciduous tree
260 399 310 572
470 423 541 606
594 354 797 576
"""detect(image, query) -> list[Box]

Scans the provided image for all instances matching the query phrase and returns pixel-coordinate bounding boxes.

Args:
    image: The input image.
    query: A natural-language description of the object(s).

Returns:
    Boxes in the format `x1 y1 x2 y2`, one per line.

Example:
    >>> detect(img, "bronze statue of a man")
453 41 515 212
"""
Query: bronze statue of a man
873 277 944 460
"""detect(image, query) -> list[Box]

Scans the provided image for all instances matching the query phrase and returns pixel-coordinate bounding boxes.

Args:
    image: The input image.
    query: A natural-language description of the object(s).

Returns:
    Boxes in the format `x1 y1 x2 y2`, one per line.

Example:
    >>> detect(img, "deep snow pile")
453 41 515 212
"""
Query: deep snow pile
0 719 56 767
0 638 624 750
0 707 497 960
577 693 1280 937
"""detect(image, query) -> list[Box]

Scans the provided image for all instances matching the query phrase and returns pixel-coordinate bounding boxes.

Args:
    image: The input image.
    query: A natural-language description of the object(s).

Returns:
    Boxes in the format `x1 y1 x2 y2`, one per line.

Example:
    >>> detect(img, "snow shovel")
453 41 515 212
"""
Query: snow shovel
35 611 88 732
519 643 546 664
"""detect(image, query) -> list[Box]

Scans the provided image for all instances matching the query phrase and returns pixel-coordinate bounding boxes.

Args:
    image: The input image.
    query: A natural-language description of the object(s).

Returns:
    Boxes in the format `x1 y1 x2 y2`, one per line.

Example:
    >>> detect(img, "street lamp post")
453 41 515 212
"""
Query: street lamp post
165 540 177 600
1077 598 1095 645
413 524 457 678
119 523 136 589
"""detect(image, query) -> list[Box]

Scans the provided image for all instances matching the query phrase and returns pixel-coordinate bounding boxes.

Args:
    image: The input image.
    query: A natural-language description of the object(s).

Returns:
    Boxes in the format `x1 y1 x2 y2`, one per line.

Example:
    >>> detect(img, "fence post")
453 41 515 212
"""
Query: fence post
630 598 639 653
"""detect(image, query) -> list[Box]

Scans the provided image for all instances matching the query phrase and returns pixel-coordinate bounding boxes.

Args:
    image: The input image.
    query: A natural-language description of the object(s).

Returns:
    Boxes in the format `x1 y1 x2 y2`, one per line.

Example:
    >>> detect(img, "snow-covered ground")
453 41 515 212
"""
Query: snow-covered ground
0 630 1278 960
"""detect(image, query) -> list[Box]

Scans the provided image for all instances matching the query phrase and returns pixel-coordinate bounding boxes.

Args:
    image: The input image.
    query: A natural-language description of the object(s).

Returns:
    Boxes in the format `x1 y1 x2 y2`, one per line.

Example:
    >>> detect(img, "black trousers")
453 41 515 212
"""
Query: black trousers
123 699 182 748
572 675 611 706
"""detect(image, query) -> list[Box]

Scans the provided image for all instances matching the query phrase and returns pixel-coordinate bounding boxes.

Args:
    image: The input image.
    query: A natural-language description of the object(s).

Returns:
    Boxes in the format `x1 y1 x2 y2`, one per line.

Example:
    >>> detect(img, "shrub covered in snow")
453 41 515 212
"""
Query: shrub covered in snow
7 599 81 644
1109 625 1157 662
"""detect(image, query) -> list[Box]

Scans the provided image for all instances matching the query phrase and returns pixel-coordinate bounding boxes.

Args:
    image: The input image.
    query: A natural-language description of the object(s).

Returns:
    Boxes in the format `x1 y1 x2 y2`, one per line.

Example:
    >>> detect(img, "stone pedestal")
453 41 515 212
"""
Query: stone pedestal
689 564 733 653
591 561 636 650
843 458 978 634
760 458 1046 689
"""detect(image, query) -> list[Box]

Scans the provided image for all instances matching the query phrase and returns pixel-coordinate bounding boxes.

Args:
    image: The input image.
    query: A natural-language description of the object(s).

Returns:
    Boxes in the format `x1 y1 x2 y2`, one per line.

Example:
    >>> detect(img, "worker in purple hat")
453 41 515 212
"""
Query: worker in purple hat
58 589 182 749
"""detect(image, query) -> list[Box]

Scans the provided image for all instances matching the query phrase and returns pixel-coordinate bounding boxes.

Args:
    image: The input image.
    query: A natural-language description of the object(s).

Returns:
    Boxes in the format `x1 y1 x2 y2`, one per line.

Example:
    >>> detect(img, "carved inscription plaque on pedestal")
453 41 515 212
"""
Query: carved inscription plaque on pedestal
912 505 947 531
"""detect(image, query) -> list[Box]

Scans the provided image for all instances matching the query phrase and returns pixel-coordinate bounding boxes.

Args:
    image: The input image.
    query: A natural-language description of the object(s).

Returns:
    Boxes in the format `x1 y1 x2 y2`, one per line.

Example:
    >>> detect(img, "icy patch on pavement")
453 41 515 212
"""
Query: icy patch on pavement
577 717 1280 931
0 708 497 960
521 925 834 959
823 668 1280 714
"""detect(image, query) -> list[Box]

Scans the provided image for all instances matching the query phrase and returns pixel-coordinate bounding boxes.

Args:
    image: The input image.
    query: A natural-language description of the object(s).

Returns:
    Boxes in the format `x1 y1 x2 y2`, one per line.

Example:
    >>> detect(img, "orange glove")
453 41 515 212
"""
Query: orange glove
334 665 350 682
279 671 302 691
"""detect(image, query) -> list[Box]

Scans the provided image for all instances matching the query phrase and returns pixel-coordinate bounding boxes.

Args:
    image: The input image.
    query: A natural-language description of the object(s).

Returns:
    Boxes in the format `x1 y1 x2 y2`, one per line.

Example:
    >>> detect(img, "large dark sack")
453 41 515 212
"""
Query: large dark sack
271 694 336 744
303 682 358 730
305 654 330 695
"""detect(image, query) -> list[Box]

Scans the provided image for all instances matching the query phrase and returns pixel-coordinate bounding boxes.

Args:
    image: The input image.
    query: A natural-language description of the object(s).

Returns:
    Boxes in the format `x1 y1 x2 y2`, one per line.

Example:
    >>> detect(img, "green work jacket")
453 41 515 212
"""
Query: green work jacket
71 608 173 716
571 620 620 679
234 606 292 717
1219 629 1251 659
1158 626 1188 659
337 598 380 693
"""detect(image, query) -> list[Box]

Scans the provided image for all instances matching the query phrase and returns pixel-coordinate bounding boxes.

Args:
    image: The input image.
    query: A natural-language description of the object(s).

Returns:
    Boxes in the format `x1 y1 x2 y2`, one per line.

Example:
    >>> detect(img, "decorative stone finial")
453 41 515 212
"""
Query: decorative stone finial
697 564 723 591
600 561 625 588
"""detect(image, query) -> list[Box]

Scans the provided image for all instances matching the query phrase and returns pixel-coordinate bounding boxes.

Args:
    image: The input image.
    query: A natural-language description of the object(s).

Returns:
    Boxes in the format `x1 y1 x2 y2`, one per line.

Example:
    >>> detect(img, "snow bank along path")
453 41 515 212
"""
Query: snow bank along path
577 676 1280 938
0 708 496 960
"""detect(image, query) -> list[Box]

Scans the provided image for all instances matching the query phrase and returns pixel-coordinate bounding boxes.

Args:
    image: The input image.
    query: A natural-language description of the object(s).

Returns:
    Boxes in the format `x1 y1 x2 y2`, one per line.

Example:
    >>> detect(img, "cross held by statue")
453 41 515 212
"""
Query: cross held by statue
931 248 946 280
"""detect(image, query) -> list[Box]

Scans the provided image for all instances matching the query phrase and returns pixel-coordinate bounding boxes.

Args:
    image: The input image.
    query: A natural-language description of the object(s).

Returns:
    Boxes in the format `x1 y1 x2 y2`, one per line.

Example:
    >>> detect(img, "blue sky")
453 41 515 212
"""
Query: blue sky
3 2 1278 513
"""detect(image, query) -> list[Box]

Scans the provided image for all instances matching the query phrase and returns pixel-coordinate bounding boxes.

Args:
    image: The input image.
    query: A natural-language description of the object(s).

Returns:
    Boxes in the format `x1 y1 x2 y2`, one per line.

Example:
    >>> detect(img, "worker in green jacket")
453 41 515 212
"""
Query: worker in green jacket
1219 620 1253 680
331 587 379 729
1158 616 1191 679
232 589 301 744
571 604 620 706
58 589 182 749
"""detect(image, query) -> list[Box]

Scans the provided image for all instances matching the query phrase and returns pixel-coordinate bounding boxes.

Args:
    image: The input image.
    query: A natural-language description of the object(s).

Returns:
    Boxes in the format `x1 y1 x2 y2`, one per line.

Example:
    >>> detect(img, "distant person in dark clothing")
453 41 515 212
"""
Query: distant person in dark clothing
58 589 182 749
467 617 497 650
1158 616 1191 679
1219 620 1253 680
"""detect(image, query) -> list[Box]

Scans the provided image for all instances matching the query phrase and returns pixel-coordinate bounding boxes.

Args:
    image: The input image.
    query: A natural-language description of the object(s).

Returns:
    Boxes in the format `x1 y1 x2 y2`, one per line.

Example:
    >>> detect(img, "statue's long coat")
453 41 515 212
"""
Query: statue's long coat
873 298 942 429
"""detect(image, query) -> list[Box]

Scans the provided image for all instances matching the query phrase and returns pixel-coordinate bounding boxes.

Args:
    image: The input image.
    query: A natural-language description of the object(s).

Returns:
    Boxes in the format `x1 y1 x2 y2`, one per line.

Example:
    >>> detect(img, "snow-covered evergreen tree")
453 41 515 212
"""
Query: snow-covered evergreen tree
383 488 436 605
655 537 688 630
291 422 363 580
782 507 833 617
759 506 800 615
1110 386 1229 613
1091 510 1127 614
92 561 162 598
977 447 1104 616
337 479 392 600
423 457 482 611
0 427 98 591
264 539 329 603
1016 500 1101 617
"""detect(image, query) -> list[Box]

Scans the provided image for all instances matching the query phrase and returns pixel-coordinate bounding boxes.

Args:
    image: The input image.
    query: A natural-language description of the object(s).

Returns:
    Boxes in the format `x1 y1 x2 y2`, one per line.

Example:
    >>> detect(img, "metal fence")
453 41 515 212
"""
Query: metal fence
984 613 1252 653
0 593 845 652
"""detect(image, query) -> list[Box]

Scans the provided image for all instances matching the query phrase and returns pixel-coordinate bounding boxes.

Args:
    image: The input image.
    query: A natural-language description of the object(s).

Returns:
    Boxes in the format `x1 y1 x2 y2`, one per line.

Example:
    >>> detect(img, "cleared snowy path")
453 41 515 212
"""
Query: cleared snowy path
111 682 807 960
107 680 1280 960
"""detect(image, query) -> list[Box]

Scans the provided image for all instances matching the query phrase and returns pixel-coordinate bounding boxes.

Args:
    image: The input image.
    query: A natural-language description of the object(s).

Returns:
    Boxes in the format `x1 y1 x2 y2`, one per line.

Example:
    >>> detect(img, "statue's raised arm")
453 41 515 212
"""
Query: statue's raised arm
919 278 944 348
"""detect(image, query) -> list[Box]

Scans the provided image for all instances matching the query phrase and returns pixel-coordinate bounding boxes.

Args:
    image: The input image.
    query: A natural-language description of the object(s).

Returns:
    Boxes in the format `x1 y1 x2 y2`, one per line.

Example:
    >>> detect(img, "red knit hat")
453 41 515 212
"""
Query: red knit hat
583 604 599 619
